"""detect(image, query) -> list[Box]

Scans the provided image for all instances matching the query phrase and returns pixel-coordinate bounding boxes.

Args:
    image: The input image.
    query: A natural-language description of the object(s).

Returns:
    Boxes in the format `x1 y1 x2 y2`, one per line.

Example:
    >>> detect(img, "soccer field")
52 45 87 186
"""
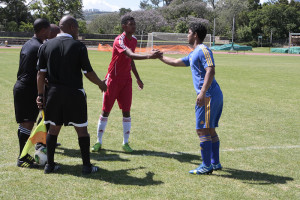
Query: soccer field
0 48 299 200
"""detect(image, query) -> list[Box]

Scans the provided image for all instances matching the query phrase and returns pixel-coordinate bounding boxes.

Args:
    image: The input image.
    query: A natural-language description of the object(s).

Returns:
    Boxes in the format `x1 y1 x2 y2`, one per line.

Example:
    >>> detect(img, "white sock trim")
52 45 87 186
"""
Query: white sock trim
97 115 108 144
123 117 131 144
19 125 31 135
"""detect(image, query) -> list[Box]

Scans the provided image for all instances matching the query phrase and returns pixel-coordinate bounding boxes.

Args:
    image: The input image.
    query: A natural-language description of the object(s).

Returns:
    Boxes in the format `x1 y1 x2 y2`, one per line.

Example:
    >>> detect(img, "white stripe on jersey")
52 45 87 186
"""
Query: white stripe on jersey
118 34 128 50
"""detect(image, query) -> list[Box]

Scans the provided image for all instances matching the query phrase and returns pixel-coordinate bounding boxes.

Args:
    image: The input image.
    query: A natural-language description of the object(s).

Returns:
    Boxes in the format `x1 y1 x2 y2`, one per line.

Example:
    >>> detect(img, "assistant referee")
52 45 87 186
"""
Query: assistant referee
36 15 107 174
13 18 50 168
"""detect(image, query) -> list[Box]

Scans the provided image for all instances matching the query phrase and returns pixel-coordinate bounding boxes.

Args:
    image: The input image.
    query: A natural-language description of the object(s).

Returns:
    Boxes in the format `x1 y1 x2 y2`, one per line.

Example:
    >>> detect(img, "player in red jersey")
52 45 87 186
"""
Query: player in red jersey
92 16 162 152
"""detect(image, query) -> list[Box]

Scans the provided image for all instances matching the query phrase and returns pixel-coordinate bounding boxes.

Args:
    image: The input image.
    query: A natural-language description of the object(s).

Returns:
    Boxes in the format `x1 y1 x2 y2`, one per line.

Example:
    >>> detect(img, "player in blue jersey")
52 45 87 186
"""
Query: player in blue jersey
158 23 223 175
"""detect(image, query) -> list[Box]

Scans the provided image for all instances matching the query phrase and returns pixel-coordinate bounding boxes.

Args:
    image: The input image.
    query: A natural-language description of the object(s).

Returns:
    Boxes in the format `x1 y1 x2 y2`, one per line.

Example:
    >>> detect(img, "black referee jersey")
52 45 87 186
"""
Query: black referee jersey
14 37 43 123
17 37 43 87
37 34 94 89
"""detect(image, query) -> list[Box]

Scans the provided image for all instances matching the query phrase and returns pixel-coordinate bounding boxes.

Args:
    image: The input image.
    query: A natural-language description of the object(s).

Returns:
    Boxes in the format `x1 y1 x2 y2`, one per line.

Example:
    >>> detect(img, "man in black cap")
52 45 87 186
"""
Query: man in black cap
36 15 107 175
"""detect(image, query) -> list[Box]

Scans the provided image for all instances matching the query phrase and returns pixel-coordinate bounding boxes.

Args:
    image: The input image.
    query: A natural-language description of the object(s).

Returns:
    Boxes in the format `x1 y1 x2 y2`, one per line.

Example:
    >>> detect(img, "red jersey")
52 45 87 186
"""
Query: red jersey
107 32 137 79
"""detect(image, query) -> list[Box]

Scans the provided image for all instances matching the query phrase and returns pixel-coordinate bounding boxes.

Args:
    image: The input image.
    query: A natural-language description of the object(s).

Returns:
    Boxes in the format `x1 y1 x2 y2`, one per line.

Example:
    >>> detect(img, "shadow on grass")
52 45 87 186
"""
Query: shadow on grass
106 149 201 164
56 147 130 162
55 164 163 186
56 147 201 164
215 168 294 185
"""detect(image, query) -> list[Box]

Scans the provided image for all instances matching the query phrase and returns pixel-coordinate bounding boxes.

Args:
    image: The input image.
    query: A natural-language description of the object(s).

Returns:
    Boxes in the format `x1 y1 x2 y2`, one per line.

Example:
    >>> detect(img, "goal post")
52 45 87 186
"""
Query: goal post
146 32 212 54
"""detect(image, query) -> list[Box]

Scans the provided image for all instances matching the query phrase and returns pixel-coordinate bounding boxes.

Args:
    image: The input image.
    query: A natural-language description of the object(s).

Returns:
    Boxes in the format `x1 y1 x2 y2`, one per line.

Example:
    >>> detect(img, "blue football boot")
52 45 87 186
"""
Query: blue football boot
212 163 222 171
189 163 213 175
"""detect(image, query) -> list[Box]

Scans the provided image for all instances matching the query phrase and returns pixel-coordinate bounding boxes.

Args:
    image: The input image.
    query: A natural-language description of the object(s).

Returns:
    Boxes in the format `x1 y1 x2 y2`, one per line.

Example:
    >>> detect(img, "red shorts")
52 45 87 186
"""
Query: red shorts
102 76 132 112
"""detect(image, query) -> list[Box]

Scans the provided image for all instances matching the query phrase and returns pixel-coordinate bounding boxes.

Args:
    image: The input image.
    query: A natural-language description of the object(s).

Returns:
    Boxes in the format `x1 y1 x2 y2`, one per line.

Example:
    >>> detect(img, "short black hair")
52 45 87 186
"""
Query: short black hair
189 23 207 42
121 16 135 25
34 18 50 33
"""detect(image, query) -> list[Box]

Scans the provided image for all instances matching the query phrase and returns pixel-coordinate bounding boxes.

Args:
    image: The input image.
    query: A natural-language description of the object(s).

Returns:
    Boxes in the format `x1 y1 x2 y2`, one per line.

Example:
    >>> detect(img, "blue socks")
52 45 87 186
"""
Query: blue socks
211 135 220 164
199 135 212 167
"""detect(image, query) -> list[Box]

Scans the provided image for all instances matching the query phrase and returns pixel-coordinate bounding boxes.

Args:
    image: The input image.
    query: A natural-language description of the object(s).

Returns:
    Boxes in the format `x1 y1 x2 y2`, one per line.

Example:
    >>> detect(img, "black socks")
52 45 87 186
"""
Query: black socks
78 136 91 166
46 134 58 165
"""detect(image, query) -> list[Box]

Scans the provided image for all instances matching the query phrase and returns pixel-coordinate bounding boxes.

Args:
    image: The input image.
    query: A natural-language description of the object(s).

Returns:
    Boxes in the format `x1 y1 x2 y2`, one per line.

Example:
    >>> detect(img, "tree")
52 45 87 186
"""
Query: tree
0 0 32 26
214 0 249 38
248 2 300 40
139 0 173 9
30 0 84 24
161 0 210 20
87 13 120 34
19 21 34 32
236 25 252 41
119 8 132 16
159 0 211 33
122 10 168 34
140 0 161 9
78 20 88 34
248 0 261 10
6 21 18 32
163 0 173 5
205 0 219 10
175 16 209 33
0 7 5 28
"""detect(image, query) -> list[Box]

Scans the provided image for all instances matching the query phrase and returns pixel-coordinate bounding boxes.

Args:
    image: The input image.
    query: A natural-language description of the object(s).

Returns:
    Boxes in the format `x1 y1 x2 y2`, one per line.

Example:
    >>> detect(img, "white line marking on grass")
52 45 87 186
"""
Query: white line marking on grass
1 145 300 168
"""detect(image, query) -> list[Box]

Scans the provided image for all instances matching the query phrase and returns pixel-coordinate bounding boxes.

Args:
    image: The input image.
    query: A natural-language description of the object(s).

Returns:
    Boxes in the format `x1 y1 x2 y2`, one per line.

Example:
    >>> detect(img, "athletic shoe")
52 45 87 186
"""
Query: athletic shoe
24 154 35 164
44 163 60 174
189 163 213 175
189 163 204 175
91 142 102 152
82 164 99 175
122 143 133 153
56 143 61 147
17 155 39 168
212 163 222 171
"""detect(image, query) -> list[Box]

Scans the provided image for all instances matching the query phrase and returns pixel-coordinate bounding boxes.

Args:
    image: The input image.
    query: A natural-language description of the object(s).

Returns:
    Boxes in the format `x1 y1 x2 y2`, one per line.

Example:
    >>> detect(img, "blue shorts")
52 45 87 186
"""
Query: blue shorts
195 86 223 129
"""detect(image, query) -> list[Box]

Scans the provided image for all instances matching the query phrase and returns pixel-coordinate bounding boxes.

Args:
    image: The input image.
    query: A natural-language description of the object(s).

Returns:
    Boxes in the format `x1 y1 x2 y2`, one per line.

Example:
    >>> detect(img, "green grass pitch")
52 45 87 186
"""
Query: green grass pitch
0 48 299 199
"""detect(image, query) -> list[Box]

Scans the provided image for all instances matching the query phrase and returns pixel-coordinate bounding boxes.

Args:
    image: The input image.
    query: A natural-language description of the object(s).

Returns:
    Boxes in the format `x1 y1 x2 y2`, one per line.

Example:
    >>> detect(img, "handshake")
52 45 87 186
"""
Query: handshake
148 49 163 59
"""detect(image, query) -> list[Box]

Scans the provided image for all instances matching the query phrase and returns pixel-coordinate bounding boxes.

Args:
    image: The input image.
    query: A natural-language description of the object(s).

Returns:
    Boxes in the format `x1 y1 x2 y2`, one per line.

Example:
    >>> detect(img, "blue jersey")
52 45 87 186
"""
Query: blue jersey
182 44 218 96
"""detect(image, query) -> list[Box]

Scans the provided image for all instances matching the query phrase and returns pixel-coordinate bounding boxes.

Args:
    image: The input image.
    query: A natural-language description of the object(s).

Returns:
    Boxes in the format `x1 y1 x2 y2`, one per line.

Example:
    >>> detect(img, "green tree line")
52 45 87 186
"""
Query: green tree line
0 0 85 32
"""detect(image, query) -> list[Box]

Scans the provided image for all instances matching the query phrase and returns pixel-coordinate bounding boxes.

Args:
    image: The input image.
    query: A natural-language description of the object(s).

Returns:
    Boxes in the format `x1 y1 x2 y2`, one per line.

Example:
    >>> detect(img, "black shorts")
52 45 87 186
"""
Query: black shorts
13 81 39 123
45 86 88 127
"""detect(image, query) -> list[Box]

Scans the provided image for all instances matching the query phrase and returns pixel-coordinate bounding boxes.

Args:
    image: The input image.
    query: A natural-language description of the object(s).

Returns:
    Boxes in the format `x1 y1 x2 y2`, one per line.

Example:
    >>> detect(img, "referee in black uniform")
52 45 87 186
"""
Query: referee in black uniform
13 18 50 168
36 15 107 174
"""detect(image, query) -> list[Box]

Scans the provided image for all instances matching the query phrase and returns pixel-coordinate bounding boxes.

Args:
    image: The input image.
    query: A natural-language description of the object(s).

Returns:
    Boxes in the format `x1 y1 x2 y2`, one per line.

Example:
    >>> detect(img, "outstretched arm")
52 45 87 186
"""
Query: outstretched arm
131 60 143 90
159 56 186 67
84 71 107 92
124 48 162 60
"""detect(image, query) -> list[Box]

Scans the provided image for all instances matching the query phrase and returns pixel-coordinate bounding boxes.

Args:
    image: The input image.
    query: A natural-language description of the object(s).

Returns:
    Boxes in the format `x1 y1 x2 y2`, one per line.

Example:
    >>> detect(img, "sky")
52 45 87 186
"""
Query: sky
82 0 270 12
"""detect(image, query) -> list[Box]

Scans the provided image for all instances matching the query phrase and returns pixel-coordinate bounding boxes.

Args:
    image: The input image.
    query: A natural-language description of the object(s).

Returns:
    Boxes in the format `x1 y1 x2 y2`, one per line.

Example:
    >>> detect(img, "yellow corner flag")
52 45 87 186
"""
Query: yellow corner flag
20 110 47 159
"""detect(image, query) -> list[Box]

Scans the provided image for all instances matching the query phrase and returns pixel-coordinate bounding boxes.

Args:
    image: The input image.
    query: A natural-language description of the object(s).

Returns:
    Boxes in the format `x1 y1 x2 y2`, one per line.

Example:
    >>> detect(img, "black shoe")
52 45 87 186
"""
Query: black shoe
82 164 99 175
17 155 39 168
24 154 35 164
44 163 60 174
